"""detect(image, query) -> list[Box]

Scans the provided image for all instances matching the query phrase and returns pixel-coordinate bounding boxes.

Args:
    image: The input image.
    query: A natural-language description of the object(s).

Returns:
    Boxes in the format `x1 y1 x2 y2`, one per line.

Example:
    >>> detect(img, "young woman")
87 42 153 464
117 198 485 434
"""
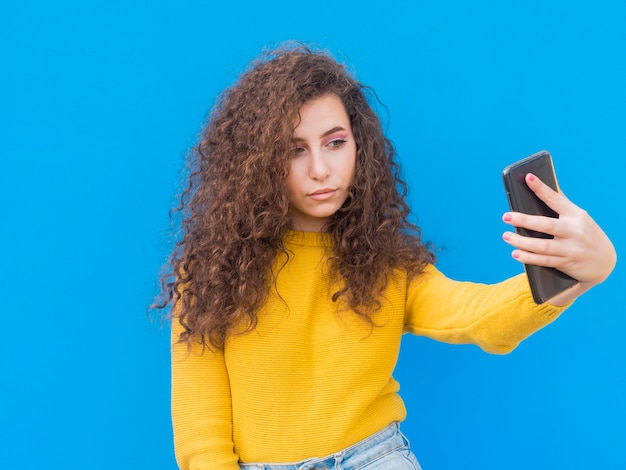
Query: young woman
154 44 616 470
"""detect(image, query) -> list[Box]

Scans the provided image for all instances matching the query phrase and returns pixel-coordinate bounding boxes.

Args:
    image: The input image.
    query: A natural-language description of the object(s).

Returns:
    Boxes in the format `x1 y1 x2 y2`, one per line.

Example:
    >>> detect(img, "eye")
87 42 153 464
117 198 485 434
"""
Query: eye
327 139 347 149
291 146 305 156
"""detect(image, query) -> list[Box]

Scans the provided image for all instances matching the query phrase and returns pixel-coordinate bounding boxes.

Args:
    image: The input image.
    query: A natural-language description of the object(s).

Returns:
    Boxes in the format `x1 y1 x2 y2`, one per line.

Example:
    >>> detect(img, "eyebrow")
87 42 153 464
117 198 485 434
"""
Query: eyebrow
293 126 348 142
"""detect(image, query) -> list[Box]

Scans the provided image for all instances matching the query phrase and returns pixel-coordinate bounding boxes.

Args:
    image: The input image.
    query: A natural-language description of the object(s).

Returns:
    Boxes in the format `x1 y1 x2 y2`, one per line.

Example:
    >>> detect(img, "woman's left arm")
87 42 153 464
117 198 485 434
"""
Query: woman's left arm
502 173 617 306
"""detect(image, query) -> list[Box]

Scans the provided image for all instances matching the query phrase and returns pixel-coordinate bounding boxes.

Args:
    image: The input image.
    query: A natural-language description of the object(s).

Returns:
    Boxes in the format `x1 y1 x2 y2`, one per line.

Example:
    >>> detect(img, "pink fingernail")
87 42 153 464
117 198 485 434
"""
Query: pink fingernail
503 233 511 241
528 173 536 182
512 251 520 259
503 213 512 222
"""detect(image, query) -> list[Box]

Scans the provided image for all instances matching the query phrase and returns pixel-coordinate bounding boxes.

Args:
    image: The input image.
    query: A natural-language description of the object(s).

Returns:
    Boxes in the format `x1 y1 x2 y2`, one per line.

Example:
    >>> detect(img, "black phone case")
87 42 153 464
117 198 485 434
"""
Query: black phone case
502 150 577 304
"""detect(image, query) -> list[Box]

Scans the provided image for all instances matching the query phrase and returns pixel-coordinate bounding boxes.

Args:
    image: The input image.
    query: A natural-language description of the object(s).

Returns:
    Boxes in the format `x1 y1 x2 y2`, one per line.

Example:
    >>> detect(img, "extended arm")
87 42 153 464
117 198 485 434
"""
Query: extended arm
404 266 568 354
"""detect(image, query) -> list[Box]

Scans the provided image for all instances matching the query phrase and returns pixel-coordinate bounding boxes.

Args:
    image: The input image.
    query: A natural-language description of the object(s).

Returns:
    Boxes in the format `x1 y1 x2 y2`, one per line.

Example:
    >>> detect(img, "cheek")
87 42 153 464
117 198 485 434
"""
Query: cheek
345 146 357 180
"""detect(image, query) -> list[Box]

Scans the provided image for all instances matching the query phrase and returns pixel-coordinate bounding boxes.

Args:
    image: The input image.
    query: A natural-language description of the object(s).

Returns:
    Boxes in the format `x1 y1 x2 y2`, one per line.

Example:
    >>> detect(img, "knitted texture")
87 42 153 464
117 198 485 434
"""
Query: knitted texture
171 231 567 469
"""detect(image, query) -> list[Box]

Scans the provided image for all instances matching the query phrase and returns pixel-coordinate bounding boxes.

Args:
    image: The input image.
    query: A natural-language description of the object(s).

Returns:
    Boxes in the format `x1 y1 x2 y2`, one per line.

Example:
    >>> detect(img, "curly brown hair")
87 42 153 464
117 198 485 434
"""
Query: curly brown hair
153 43 435 350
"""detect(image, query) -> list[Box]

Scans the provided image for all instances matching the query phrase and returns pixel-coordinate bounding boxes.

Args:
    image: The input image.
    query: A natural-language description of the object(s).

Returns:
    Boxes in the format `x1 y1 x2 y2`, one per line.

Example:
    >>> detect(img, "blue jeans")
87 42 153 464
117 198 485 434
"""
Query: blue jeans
239 422 421 470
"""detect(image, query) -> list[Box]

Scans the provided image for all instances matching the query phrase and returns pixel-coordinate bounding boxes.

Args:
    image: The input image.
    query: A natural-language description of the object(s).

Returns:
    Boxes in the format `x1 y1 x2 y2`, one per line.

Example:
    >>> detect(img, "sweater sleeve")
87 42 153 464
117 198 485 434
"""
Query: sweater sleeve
171 314 241 470
404 265 571 354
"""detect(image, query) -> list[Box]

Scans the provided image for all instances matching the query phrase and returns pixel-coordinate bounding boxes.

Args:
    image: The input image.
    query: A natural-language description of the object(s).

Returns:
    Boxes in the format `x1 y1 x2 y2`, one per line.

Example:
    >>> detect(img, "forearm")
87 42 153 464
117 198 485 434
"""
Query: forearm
547 281 592 307
405 266 569 354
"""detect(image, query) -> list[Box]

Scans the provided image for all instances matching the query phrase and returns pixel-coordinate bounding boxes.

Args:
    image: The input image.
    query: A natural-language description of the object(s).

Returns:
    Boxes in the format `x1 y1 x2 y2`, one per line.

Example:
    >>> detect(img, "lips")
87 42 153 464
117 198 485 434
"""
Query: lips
308 188 337 201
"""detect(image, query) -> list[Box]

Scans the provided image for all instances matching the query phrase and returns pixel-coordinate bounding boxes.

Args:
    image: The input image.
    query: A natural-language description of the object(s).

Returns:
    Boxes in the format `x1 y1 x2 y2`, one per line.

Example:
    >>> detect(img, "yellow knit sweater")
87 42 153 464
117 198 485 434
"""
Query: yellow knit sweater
171 231 569 469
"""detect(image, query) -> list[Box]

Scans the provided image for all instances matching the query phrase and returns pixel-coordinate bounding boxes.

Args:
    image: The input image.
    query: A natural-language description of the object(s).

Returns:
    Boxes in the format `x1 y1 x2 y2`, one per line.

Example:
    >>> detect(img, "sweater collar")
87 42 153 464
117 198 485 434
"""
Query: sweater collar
284 230 334 247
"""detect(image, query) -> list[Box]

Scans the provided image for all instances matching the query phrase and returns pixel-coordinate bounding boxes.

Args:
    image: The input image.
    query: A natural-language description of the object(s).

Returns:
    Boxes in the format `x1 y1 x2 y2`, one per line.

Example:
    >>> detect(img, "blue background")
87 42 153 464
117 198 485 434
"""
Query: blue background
2 1 624 469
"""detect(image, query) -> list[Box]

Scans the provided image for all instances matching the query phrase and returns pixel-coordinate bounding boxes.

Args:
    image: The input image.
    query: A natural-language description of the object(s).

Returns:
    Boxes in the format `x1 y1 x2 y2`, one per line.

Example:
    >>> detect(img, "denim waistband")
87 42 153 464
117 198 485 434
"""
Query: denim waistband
239 421 418 470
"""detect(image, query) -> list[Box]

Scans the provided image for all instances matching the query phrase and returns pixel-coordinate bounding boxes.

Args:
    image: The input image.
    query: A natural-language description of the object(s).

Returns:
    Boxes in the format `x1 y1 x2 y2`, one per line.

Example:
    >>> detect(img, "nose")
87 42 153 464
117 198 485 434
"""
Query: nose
308 150 330 181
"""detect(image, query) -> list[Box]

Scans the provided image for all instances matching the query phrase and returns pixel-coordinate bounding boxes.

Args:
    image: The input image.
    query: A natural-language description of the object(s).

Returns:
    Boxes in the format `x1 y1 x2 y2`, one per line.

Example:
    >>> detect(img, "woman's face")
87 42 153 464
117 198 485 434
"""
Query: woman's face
286 94 357 232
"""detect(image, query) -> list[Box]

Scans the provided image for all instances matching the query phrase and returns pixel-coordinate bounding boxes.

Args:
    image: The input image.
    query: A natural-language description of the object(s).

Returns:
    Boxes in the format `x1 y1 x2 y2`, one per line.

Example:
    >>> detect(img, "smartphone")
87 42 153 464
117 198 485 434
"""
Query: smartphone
502 150 577 304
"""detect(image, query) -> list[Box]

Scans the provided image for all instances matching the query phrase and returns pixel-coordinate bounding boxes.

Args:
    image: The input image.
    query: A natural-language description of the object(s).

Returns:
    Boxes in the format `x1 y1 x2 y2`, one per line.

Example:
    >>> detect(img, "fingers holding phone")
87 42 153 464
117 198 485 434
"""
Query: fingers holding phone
502 152 616 303
503 190 615 284
502 151 578 303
